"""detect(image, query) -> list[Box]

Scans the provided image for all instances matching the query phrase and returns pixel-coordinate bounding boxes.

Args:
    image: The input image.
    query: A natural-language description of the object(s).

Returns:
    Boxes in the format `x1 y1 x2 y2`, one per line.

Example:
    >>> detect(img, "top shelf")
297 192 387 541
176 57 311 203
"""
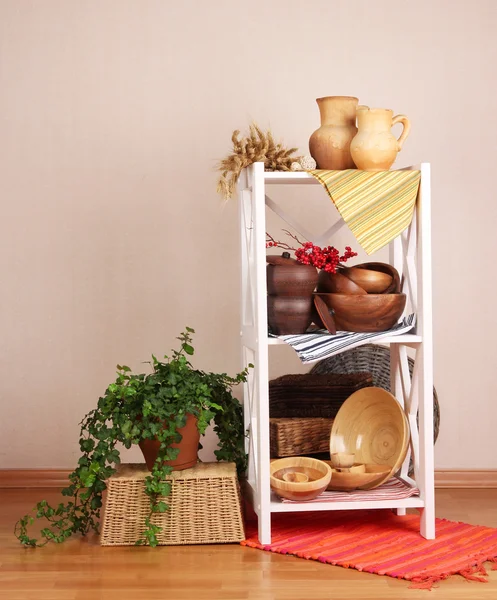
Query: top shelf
263 171 318 184
259 165 422 185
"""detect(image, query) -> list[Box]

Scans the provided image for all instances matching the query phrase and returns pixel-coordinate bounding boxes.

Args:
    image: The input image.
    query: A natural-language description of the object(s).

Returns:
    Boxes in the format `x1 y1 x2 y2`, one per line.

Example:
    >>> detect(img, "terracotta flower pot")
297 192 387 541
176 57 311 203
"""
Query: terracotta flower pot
139 413 200 471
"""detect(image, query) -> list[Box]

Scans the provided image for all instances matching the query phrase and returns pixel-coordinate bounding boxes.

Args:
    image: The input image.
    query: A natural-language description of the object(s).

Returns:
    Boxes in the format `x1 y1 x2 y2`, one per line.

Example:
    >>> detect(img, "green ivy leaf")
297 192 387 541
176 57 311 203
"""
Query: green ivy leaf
182 343 194 355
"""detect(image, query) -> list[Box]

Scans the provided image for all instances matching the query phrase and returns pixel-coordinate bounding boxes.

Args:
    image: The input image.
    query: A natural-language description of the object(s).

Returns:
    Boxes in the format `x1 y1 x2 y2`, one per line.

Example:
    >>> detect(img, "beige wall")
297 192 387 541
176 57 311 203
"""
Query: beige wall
1 0 496 470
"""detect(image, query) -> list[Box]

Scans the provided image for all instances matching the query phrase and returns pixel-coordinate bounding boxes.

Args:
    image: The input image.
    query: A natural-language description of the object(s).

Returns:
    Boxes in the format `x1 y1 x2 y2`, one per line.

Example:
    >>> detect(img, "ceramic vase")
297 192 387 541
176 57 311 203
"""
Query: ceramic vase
350 106 411 171
309 96 358 170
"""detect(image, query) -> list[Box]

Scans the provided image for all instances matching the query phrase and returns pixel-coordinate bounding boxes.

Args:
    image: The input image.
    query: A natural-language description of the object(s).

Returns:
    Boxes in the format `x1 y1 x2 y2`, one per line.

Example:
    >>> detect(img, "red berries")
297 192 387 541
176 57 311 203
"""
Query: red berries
266 232 357 274
294 243 357 274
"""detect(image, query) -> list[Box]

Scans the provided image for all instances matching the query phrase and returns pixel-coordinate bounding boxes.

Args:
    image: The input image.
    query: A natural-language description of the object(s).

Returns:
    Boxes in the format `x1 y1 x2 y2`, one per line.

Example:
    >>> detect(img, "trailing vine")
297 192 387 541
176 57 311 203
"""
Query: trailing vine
15 328 251 547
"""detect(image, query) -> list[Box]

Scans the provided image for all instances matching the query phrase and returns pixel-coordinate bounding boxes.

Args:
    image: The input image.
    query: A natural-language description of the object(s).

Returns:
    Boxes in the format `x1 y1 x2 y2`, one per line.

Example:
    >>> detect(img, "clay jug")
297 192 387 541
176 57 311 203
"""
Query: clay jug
350 107 411 171
309 96 358 170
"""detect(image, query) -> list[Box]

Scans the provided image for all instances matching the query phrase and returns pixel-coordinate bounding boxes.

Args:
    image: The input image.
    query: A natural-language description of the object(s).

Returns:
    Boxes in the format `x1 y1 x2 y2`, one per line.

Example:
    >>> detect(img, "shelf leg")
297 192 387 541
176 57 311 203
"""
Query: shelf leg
396 508 407 516
258 510 272 545
418 163 435 540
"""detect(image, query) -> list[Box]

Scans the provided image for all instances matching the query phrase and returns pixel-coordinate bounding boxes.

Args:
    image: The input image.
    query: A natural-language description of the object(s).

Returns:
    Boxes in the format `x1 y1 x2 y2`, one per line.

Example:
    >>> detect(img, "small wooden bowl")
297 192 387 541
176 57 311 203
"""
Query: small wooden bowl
317 270 367 295
329 452 355 468
324 463 391 491
343 262 401 294
315 293 406 332
282 471 309 483
341 266 392 294
330 387 410 489
270 457 332 501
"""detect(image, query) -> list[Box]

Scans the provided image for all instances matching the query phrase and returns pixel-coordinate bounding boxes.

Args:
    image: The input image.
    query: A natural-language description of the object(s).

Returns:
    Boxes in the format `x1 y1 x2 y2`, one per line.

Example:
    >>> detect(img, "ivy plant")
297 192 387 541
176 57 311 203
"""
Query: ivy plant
15 327 251 547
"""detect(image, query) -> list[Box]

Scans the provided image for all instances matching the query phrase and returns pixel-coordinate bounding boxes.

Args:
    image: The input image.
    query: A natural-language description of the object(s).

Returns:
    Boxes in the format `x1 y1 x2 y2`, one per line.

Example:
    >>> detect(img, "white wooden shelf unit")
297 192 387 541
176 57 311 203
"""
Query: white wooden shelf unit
237 162 434 545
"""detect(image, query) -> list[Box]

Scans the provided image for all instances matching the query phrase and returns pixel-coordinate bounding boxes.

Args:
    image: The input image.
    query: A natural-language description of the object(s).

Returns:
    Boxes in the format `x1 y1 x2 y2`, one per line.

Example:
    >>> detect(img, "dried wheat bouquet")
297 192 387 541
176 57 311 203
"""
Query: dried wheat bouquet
217 123 299 199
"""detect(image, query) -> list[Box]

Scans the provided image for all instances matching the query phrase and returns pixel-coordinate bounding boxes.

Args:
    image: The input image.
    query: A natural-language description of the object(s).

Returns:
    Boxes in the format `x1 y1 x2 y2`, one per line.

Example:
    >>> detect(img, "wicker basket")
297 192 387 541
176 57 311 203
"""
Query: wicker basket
309 343 440 443
269 372 373 418
101 462 245 546
270 417 334 457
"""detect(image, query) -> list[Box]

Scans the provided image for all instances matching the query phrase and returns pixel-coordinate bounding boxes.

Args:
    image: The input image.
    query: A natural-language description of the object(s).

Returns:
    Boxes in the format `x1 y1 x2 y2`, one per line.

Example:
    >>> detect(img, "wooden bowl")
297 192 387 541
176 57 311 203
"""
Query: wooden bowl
315 293 406 332
324 463 391 491
343 262 401 294
329 387 410 489
329 452 355 468
270 457 332 501
341 266 392 294
317 270 367 295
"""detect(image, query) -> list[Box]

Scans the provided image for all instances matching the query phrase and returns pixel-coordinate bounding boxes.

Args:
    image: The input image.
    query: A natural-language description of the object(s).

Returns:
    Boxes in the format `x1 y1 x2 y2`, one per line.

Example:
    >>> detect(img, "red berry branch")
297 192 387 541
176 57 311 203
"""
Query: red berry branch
266 230 357 274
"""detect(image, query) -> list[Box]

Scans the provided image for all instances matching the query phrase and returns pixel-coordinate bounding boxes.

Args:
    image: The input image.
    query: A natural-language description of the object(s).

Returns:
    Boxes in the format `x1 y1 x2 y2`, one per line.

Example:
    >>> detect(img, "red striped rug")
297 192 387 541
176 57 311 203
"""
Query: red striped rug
241 511 497 589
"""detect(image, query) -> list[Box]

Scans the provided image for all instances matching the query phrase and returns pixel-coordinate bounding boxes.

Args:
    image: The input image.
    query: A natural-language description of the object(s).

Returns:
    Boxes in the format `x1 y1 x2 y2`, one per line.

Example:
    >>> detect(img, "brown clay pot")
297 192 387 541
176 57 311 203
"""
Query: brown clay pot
267 262 318 296
267 296 314 335
139 413 200 471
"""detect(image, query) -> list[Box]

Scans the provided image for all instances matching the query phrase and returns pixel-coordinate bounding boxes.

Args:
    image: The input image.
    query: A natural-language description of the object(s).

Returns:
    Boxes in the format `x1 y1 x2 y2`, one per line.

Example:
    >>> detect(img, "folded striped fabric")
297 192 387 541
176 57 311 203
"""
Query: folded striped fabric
310 169 421 255
270 314 415 364
280 477 418 503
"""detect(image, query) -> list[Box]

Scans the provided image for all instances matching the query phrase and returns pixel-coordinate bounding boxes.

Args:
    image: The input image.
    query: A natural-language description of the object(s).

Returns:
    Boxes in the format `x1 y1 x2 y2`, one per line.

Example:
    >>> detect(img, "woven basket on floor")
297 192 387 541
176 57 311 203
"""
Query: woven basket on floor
270 417 334 457
269 372 373 418
309 344 440 444
100 462 245 546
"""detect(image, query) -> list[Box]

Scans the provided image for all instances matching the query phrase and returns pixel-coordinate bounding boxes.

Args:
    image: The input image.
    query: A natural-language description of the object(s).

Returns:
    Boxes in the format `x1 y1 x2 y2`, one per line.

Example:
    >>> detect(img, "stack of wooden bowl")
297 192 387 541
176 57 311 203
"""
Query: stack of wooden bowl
314 262 406 333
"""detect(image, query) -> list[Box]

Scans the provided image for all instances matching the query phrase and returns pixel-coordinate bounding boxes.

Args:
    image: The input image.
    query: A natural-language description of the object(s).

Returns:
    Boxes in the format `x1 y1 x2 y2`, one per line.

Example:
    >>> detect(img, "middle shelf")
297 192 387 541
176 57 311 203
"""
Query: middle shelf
267 333 422 346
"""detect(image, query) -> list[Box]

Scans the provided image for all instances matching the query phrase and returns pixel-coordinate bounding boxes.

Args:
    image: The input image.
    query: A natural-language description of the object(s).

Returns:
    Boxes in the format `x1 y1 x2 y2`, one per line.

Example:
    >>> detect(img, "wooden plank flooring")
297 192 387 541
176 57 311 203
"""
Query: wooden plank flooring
1 488 497 599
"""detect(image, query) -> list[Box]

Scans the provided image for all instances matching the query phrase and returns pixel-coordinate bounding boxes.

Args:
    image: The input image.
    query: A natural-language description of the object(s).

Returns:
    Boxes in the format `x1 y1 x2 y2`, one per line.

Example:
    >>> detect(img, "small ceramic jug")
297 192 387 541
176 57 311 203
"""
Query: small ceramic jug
350 107 411 171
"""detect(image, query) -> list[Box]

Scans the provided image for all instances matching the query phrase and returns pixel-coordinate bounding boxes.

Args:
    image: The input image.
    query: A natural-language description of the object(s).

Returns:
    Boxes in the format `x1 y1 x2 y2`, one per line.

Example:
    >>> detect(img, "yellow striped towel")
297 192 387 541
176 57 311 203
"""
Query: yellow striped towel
309 169 421 255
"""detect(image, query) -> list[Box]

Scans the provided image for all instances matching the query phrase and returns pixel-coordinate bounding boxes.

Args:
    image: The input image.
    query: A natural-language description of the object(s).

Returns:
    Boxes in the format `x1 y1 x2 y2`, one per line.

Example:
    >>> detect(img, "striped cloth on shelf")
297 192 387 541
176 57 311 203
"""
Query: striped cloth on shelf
281 477 419 504
310 169 421 255
271 314 416 364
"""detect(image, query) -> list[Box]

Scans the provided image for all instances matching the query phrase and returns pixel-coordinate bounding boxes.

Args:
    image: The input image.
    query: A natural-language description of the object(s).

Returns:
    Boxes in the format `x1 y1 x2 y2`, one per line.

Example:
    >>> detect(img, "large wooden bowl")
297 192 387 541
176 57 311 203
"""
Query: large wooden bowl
270 457 332 501
314 292 406 332
329 387 410 489
324 463 392 491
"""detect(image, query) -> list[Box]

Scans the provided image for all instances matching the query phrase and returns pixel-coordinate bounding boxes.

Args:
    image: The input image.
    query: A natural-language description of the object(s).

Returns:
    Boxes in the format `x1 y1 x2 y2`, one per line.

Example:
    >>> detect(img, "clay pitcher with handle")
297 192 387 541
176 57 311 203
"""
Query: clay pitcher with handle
350 107 411 171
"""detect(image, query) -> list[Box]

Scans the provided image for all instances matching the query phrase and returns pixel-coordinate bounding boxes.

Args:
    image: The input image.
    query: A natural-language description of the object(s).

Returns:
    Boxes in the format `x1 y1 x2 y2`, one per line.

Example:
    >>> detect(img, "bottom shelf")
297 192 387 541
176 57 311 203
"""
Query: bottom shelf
271 478 422 512
246 478 424 514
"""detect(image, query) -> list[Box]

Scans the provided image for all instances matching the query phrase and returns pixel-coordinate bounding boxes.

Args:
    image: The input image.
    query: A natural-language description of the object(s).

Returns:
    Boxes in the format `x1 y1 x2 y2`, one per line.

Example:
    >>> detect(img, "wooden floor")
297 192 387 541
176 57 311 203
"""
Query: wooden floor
1 488 497 600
